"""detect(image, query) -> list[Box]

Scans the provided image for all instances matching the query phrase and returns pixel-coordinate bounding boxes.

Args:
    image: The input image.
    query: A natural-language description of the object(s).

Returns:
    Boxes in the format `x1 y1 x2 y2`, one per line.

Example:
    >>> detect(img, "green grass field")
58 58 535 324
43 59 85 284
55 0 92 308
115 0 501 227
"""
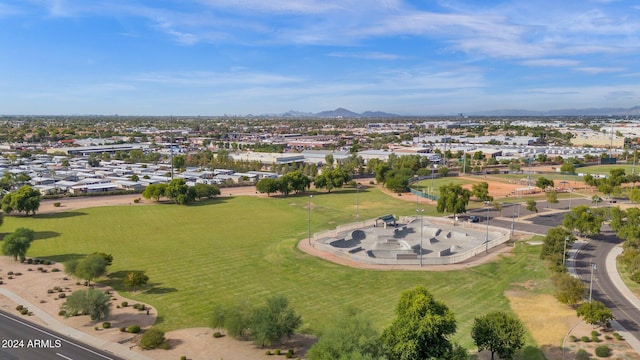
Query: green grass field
3 187 552 351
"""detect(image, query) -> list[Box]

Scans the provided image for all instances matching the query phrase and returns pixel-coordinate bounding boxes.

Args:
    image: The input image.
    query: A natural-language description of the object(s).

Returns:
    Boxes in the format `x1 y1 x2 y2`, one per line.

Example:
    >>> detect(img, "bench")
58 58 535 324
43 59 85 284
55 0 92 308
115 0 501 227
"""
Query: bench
396 253 418 260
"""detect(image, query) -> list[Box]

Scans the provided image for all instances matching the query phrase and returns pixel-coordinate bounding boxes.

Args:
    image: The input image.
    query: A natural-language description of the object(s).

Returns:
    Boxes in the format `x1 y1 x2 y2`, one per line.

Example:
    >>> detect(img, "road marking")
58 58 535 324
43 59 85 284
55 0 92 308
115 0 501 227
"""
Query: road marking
57 353 73 360
0 311 115 360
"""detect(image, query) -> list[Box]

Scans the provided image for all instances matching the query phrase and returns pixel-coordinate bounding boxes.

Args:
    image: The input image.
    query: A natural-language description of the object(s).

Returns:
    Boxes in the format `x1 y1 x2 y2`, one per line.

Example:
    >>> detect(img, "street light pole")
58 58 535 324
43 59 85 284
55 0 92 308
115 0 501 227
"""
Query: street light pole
511 204 516 237
589 263 597 302
308 195 312 246
356 184 360 221
419 209 424 267
568 187 572 210
485 202 490 253
563 236 568 266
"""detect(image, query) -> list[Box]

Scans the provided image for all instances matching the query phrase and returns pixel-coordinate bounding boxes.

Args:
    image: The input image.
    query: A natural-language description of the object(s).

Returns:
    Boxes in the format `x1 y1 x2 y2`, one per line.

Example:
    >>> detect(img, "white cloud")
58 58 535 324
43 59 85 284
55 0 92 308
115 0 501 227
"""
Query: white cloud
576 67 625 74
521 59 581 67
326 52 402 60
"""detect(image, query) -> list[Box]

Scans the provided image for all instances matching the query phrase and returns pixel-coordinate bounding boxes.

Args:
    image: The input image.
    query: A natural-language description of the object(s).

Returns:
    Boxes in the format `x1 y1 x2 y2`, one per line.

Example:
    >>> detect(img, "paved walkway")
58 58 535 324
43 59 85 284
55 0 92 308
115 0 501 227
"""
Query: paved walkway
0 287 153 360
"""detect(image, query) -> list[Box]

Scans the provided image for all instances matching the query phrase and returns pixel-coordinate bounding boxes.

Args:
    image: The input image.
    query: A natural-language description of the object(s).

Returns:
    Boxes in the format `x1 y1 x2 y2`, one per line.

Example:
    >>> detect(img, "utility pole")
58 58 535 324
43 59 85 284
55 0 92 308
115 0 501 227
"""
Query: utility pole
589 263 597 302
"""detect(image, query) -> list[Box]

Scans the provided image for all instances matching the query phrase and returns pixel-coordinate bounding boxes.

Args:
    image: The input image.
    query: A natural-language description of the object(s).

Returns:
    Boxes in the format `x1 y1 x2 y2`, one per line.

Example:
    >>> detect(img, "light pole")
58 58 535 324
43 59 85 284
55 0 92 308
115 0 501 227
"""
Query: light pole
308 195 313 246
485 202 490 253
589 263 597 302
563 235 569 266
419 208 424 267
356 184 361 221
568 187 572 210
511 204 515 237
431 166 435 196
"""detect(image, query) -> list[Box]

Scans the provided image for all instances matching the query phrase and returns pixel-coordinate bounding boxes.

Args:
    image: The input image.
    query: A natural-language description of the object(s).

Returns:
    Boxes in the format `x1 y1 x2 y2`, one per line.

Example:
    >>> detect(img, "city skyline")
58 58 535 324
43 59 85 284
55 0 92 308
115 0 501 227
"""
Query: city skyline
2 0 640 116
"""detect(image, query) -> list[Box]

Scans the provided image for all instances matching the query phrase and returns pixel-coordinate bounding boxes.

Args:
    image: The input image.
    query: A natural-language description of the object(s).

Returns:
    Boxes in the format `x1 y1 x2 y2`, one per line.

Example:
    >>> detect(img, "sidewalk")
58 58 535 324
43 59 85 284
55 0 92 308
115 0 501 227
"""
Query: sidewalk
0 287 153 360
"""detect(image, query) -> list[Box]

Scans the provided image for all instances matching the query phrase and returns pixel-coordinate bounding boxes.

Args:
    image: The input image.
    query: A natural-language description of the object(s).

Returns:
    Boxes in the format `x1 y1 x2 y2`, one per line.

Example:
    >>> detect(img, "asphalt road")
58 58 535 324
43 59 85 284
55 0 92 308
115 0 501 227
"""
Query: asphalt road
576 226 640 341
0 310 125 360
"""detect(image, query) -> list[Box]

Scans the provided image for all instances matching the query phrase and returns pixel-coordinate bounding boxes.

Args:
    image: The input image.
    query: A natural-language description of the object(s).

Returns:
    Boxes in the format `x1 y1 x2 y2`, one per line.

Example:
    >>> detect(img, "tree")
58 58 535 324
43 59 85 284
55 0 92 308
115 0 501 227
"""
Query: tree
592 195 603 207
1 185 41 215
306 306 383 360
525 199 538 213
471 311 525 360
165 178 196 205
142 183 168 202
75 253 109 286
472 182 493 202
535 177 554 191
546 190 559 208
61 288 111 320
552 272 586 306
381 286 457 360
562 205 603 236
193 183 221 199
256 178 280 197
250 295 302 346
124 271 149 292
540 227 574 268
1 227 35 262
577 301 614 327
211 301 252 339
436 184 472 219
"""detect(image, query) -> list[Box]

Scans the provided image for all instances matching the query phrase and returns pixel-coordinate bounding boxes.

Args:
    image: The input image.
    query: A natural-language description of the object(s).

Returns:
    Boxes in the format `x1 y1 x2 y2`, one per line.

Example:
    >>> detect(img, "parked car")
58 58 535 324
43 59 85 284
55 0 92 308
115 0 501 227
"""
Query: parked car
468 215 480 223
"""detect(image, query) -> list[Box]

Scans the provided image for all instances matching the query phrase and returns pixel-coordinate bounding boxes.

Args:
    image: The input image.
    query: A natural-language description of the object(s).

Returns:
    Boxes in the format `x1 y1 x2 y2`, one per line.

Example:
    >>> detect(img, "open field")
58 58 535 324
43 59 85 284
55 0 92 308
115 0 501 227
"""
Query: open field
3 187 553 352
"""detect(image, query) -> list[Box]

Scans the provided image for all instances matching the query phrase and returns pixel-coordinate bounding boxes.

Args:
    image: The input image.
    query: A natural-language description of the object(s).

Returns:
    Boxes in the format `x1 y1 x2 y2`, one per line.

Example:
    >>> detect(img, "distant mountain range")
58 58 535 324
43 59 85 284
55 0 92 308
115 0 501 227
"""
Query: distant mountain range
262 105 640 118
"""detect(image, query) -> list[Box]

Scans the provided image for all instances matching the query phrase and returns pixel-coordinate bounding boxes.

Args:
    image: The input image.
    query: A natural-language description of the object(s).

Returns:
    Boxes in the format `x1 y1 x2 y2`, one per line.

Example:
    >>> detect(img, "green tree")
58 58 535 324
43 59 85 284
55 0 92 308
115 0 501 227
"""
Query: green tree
306 306 383 360
577 301 614 327
142 183 168 202
1 227 35 262
471 311 525 360
381 286 457 360
250 295 302 346
1 185 41 215
61 288 111 320
124 271 149 292
471 182 493 202
535 177 554 191
525 199 538 213
540 227 574 268
546 189 559 208
75 253 109 286
562 205 603 236
193 183 221 199
256 178 280 197
436 184 472 219
211 301 252 338
552 272 586 306
165 178 196 205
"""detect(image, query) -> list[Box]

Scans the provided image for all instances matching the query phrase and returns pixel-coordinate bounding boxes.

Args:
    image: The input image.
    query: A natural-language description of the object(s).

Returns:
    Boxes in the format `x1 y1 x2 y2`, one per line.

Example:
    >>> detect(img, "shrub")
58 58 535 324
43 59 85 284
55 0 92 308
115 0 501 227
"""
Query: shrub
53 202 61 207
274 349 281 355
265 350 272 355
581 336 591 342
592 334 600 342
591 330 599 336
47 289 54 294
127 325 141 333
595 345 610 357
569 335 578 342
613 332 624 340
286 349 295 358
213 332 224 338
576 349 590 360
8 271 14 275
58 293 66 299
139 328 166 349
604 335 612 340
159 342 170 350
58 310 66 316
133 198 140 203
16 305 23 311
121 301 128 307
51 268 60 272
44 260 51 265
119 326 127 332
102 322 111 329
180 357 187 360
27 258 33 264
14 272 22 276
20 308 28 315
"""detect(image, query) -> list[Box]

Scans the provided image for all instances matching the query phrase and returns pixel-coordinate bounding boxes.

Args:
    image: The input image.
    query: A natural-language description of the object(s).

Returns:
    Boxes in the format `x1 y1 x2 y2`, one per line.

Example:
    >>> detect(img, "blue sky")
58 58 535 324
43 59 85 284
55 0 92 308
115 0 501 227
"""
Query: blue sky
2 0 640 116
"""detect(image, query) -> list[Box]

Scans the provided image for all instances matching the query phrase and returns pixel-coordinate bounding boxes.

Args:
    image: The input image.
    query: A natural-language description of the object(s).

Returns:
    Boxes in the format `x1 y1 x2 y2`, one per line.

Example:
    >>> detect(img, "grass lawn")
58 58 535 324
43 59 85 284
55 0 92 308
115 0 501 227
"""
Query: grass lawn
3 187 552 353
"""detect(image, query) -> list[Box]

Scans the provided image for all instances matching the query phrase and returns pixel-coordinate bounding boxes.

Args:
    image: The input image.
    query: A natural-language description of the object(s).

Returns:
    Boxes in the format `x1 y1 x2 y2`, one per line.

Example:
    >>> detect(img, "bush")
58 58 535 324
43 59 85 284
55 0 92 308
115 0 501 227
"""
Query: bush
213 332 224 338
274 349 281 355
581 336 591 342
613 332 624 340
8 271 14 276
51 268 60 272
139 328 166 350
47 289 54 294
595 345 610 357
16 305 23 311
592 334 600 342
58 293 66 299
20 308 29 315
265 350 272 355
591 330 600 336
58 310 66 316
133 198 140 203
53 202 61 207
127 325 141 333
102 322 111 329
121 301 128 307
576 349 590 360
180 357 187 360
119 326 127 332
